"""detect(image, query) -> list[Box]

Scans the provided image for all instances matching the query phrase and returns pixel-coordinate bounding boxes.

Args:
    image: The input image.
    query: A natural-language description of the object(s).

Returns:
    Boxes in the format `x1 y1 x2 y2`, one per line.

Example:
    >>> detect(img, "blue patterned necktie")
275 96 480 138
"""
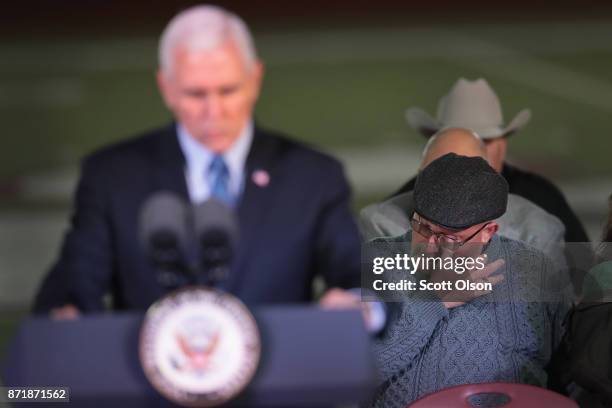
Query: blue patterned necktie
208 154 233 205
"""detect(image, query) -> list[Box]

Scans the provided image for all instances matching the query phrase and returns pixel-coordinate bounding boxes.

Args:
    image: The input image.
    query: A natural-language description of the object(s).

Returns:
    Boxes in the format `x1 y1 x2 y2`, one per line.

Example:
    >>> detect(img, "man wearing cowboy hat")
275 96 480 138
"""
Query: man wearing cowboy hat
394 78 589 245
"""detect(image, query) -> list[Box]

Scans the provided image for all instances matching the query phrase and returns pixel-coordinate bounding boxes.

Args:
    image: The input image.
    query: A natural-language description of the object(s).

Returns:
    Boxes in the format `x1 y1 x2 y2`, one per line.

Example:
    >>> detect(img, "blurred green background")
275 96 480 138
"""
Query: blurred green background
3 26 612 180
1 1 612 365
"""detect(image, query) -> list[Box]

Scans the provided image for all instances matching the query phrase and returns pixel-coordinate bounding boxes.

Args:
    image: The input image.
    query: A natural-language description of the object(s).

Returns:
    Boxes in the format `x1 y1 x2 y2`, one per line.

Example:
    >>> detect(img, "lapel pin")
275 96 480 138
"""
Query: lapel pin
251 169 270 187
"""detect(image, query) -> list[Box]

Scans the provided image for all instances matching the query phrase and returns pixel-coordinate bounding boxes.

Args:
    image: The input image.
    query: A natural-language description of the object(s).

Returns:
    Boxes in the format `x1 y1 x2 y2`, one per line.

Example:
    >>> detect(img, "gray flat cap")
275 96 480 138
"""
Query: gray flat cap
414 153 508 230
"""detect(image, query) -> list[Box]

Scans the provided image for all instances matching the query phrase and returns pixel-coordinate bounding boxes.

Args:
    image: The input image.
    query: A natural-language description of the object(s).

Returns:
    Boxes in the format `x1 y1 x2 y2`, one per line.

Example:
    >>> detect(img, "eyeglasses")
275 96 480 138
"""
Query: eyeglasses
410 216 490 250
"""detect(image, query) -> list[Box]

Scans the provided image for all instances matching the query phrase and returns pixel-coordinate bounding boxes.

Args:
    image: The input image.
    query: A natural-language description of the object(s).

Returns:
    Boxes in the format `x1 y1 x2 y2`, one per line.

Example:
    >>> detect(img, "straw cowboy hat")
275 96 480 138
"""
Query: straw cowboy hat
405 78 531 139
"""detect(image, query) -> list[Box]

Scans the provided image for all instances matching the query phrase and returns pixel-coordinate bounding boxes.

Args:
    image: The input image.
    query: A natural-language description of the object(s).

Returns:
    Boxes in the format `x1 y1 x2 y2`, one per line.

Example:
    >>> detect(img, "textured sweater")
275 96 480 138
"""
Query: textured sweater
370 234 572 407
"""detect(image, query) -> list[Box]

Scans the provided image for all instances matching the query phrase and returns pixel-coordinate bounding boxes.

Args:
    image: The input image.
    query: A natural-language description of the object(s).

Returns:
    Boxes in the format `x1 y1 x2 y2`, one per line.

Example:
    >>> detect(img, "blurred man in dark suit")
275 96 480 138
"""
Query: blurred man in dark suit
34 5 362 317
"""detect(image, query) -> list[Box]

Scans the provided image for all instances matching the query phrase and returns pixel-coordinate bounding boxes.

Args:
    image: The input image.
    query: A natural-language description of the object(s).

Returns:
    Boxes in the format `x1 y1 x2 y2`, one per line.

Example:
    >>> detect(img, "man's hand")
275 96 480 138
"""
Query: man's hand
443 257 505 309
319 288 373 329
428 254 505 309
50 304 80 320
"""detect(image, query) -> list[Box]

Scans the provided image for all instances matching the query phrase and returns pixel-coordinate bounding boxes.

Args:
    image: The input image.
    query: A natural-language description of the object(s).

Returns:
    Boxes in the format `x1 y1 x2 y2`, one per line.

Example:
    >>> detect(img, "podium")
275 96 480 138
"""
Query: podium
3 307 378 407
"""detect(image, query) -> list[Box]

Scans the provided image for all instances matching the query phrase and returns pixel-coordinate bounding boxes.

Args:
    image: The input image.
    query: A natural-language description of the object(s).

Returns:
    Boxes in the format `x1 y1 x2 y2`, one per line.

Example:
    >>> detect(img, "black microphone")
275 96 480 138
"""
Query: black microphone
192 198 239 285
139 192 194 289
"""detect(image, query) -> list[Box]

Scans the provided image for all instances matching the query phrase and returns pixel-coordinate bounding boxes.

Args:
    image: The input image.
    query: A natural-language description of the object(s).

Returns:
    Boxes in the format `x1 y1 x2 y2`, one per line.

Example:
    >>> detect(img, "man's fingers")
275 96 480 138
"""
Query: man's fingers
318 288 378 330
50 304 80 320
439 256 506 308
486 274 505 286
443 301 466 309
440 246 454 260
467 274 505 299
471 290 493 298
471 258 505 281
319 288 360 309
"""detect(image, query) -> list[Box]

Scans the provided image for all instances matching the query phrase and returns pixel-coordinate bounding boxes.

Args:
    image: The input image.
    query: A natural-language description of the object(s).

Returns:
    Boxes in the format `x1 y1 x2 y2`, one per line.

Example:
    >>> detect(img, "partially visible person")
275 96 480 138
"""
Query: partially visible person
395 78 589 245
360 128 566 261
549 193 612 408
33 5 362 317
597 194 612 260
369 153 571 407
582 194 612 299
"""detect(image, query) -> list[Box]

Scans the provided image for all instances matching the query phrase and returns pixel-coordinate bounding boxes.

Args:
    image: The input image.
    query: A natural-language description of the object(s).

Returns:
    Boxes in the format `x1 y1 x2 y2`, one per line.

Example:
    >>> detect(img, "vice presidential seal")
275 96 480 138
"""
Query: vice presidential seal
139 288 261 407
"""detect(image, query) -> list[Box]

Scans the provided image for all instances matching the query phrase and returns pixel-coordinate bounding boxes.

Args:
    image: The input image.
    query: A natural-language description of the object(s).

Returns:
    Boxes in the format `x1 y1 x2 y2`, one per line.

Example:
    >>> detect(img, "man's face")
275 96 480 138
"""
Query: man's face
157 40 263 152
483 137 507 173
411 213 498 257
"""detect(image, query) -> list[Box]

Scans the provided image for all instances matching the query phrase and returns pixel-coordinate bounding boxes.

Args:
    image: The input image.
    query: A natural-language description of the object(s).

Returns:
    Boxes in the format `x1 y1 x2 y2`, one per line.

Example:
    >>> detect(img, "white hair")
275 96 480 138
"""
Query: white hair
159 5 257 75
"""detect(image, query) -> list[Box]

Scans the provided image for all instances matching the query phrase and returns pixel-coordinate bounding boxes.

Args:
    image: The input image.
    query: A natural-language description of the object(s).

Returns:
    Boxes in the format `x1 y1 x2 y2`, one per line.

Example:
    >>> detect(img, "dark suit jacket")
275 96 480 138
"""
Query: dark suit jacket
34 124 362 313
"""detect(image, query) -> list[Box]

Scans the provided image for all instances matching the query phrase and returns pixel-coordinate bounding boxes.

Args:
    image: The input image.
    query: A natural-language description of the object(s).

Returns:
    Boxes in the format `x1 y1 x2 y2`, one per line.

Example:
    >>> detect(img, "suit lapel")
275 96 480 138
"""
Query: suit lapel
228 127 279 289
238 127 278 228
154 124 190 200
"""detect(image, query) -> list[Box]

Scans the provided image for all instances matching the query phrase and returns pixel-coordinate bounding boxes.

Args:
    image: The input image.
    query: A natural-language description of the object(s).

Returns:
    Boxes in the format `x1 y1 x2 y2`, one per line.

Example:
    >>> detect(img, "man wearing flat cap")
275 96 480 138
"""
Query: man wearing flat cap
369 153 572 408
360 128 567 262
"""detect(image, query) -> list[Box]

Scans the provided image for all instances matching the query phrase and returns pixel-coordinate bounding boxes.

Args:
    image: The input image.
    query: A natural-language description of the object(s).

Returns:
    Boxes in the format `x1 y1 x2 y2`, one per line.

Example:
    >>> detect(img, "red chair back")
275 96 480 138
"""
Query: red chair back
408 382 578 408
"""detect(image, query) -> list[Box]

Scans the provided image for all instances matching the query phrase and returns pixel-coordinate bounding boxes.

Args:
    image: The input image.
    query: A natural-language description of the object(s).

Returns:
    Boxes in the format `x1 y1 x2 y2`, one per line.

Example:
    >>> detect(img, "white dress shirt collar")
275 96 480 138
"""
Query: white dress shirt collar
176 121 254 204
